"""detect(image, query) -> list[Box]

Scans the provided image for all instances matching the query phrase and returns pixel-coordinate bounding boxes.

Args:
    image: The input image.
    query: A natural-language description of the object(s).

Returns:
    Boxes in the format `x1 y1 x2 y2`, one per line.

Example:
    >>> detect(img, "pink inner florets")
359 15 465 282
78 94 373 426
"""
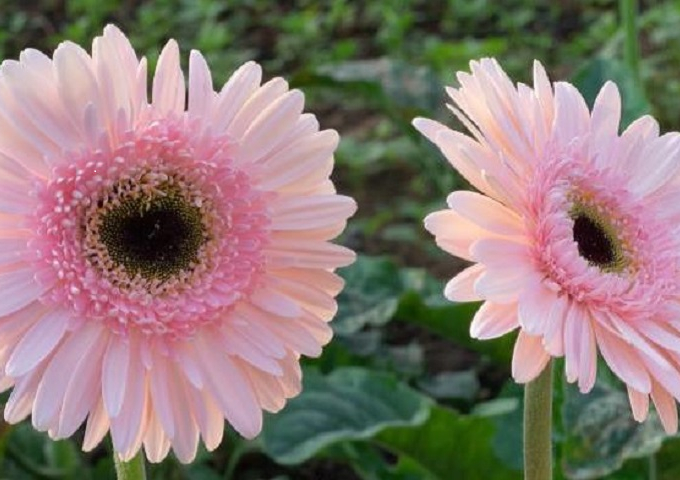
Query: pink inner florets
526 143 679 318
30 117 272 339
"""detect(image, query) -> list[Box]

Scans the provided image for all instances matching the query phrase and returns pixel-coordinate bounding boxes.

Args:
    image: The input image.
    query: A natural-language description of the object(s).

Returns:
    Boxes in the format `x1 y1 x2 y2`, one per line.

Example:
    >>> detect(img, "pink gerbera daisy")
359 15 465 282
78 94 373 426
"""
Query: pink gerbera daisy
415 58 680 432
0 25 355 462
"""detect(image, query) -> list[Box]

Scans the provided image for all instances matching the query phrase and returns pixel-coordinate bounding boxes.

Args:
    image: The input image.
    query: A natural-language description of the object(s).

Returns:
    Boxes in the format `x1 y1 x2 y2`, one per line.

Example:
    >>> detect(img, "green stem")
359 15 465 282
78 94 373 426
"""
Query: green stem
114 452 146 480
620 0 641 85
524 360 553 480
223 441 248 480
649 452 658 480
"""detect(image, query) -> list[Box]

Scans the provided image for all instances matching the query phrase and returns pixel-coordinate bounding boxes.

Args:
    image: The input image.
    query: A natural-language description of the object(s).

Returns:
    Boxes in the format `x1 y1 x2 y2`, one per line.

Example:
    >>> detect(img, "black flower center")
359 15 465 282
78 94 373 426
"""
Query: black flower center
99 192 206 281
572 212 617 269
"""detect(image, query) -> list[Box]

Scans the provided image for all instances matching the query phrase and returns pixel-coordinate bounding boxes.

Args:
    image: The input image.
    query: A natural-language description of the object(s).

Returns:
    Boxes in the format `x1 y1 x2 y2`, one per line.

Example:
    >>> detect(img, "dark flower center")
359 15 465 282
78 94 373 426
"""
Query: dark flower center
99 192 206 281
572 213 617 268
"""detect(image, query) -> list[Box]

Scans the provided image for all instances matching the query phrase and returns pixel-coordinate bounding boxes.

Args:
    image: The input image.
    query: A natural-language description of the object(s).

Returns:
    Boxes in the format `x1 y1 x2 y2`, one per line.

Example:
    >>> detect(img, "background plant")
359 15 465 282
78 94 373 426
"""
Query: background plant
1 1 679 478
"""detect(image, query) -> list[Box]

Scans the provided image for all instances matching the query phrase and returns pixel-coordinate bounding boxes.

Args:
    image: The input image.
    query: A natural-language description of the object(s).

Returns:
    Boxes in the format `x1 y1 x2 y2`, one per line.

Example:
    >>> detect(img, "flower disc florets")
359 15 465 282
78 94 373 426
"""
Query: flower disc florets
33 119 271 339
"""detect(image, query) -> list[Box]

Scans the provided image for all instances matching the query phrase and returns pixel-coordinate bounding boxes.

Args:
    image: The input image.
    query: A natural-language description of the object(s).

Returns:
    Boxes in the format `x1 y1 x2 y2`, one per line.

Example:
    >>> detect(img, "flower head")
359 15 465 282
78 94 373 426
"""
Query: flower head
0 25 355 462
415 58 680 432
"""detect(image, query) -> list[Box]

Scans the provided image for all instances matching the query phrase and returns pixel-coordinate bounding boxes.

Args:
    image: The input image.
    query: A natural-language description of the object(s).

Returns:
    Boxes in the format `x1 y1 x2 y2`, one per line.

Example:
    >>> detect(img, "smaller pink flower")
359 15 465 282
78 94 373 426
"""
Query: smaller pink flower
415 58 680 432
0 25 355 462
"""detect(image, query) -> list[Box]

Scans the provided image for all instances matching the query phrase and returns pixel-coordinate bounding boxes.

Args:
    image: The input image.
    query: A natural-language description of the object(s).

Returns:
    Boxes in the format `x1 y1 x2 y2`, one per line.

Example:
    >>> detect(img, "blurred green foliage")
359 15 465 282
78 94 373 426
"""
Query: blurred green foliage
0 0 679 479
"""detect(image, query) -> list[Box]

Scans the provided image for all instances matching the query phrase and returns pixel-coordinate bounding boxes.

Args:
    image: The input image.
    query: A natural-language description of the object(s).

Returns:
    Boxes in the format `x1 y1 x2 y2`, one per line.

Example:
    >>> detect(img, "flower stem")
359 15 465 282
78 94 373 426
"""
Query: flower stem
524 360 553 480
114 452 147 480
620 0 641 86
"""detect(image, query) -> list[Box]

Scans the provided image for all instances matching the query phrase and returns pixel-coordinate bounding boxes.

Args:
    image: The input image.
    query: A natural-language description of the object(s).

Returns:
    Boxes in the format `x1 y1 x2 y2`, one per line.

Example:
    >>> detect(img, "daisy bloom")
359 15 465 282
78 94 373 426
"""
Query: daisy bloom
0 25 356 463
415 58 680 433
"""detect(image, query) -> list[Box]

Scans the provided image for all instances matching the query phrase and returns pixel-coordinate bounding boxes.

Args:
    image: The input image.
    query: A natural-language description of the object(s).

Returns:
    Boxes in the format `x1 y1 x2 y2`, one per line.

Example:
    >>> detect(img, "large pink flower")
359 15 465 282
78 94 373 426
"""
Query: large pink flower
0 26 355 462
415 58 680 432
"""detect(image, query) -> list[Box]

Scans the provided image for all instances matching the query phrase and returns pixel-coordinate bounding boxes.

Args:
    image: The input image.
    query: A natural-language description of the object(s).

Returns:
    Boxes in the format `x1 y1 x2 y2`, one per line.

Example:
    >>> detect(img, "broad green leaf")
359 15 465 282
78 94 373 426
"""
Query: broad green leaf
571 56 650 128
396 292 513 365
376 404 520 480
260 367 431 464
417 370 480 402
334 256 404 335
330 443 437 480
561 381 666 479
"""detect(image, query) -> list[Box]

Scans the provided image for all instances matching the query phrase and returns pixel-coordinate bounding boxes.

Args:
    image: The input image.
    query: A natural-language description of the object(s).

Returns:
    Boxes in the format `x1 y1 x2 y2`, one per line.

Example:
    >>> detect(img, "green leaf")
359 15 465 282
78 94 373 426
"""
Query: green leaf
261 367 431 464
561 381 667 479
334 256 405 335
329 443 437 480
571 56 650 128
396 292 514 365
417 370 480 402
375 404 520 480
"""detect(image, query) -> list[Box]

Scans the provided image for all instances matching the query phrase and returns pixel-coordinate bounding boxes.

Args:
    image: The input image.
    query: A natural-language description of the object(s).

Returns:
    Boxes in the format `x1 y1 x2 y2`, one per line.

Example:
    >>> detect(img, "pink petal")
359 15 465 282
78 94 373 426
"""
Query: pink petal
102 338 130 418
194 331 262 438
188 50 214 118
0 267 51 317
227 77 289 138
470 301 519 340
258 130 339 191
592 323 651 394
446 191 524 237
271 195 356 231
651 381 678 434
6 308 71 377
518 277 558 335
32 323 105 431
444 263 485 302
212 61 262 131
266 238 355 269
627 387 649 423
238 90 305 164
512 330 551 383
152 40 185 114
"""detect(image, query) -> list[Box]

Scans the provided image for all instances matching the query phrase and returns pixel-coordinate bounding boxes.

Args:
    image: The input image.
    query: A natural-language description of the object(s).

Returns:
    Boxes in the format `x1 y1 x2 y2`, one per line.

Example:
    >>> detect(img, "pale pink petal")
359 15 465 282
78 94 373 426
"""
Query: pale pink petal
518 277 558 335
102 338 130 417
564 302 586 384
473 265 526 304
83 398 110 452
446 191 525 236
651 381 678 434
512 331 550 383
56 330 108 437
552 82 590 146
152 40 185 114
188 50 214 118
589 81 621 166
627 387 649 423
0 267 51 317
237 90 305 164
271 195 356 231
470 301 519 339
110 339 148 457
6 308 71 377
194 331 262 438
258 130 339 191
630 133 680 197
413 119 494 197
250 285 302 318
444 263 485 302
227 77 289 139
265 238 355 269
593 323 651 394
211 61 262 131
32 323 105 431
143 411 171 463
184 384 224 451
54 42 101 132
